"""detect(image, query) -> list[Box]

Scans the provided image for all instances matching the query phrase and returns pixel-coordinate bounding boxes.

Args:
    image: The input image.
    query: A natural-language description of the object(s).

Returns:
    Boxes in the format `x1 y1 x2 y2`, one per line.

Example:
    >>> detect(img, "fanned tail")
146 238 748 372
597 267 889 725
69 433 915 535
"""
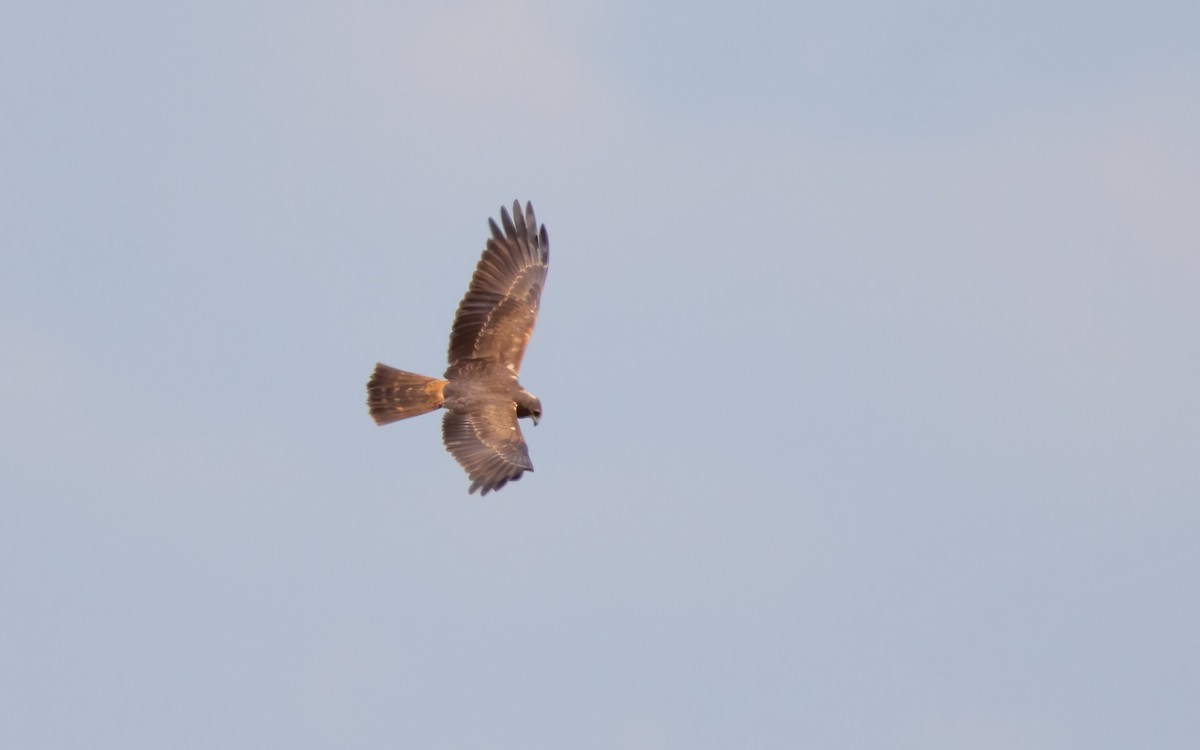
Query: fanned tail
366 364 448 425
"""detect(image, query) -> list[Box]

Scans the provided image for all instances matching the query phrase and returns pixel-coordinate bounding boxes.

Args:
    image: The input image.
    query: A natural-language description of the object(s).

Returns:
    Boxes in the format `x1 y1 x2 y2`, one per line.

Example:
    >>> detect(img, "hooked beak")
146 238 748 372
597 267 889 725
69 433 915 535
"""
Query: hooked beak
531 415 540 426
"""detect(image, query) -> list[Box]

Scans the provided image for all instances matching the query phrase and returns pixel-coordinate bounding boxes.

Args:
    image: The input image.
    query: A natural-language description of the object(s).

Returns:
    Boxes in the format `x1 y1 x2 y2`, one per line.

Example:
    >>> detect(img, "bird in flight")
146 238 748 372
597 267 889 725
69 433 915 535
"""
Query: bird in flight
367 201 550 495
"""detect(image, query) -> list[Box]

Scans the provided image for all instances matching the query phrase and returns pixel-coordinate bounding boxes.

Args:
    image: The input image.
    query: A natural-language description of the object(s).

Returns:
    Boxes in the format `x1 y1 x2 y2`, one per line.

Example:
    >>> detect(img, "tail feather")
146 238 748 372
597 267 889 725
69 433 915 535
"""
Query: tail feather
367 364 447 425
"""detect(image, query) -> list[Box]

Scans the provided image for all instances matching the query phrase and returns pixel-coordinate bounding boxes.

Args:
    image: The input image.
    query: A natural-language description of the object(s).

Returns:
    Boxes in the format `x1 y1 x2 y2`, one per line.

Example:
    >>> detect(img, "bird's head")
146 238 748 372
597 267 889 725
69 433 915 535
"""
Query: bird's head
515 389 542 426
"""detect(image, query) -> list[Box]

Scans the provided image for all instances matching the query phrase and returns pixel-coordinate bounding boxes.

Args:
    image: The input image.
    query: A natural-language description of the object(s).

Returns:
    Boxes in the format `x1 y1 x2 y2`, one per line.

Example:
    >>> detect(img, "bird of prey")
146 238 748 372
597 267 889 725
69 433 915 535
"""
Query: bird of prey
367 201 550 495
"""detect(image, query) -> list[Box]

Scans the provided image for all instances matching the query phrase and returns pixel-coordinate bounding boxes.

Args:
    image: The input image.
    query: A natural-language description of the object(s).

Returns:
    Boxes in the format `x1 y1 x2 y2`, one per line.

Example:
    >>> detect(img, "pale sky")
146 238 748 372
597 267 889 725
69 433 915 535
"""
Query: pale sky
3 1 1199 748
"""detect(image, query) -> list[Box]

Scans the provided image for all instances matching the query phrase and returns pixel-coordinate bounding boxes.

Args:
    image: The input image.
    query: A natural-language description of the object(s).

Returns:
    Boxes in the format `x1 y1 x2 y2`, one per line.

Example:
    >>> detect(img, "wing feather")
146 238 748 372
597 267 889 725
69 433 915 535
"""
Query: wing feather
442 403 533 495
447 201 549 372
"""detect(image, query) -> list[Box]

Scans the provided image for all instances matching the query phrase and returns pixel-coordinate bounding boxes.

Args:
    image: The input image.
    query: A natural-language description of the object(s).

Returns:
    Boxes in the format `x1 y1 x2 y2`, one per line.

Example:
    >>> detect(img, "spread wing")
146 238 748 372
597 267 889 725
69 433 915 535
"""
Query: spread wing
442 402 533 495
447 201 549 373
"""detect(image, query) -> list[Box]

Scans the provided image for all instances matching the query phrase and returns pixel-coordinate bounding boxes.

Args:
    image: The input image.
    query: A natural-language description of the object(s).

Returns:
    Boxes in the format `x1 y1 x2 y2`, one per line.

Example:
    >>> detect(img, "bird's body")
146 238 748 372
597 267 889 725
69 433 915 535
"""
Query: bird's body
367 201 549 495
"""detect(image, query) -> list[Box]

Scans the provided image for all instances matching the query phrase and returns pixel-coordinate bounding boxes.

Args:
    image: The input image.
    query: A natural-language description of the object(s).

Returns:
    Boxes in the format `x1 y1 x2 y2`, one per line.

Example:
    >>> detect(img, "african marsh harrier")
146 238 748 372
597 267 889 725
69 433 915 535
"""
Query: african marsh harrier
367 201 549 495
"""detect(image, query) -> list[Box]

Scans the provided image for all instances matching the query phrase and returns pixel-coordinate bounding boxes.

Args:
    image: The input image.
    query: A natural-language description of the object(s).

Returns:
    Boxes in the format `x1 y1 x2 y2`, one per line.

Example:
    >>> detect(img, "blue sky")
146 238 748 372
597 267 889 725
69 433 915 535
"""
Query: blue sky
3 1 1199 747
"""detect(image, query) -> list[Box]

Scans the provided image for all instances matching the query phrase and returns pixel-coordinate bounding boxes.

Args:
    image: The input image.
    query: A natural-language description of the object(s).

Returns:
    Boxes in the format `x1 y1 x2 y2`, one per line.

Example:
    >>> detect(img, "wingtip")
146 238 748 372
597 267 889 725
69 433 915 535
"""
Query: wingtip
466 468 529 496
500 204 517 238
512 200 527 238
524 201 538 240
